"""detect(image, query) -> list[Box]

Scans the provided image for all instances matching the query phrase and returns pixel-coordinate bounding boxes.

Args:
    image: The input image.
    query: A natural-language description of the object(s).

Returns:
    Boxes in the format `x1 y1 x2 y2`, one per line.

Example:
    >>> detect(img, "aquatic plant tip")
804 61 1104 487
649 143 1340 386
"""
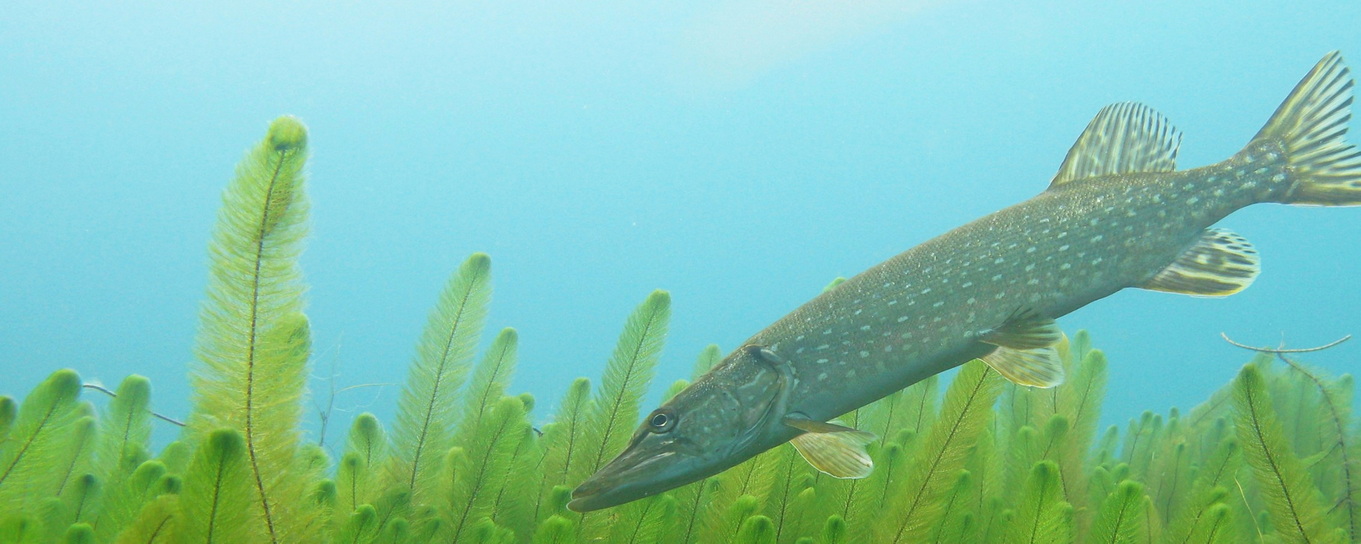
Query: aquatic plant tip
266 115 308 152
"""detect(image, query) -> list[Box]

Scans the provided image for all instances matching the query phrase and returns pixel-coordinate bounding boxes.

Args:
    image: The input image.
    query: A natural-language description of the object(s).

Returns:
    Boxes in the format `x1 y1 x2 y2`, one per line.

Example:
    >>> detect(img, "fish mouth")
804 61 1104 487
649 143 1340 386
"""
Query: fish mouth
566 487 616 512
568 451 679 512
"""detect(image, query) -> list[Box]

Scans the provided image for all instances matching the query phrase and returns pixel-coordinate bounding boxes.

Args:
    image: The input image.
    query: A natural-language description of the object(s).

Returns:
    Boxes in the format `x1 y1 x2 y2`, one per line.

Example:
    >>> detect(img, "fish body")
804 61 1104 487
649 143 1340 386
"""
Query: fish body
759 143 1281 422
569 52 1361 512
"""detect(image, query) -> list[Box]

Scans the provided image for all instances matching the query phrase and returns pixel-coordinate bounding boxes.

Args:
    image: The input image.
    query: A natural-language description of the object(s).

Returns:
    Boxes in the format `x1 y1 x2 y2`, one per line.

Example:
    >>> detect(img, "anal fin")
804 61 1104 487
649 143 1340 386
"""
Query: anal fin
982 346 1065 388
1140 228 1260 297
785 416 875 479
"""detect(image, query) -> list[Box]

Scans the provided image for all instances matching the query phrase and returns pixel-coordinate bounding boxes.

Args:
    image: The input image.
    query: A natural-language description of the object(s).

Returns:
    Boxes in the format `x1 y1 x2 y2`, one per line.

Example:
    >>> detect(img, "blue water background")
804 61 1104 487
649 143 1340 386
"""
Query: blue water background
3 0 1359 448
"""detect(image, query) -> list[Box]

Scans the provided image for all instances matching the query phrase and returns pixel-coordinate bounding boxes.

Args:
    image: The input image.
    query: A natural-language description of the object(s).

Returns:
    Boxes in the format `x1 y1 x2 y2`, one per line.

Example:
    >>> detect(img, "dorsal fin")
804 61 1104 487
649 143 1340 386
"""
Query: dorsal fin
1050 102 1183 188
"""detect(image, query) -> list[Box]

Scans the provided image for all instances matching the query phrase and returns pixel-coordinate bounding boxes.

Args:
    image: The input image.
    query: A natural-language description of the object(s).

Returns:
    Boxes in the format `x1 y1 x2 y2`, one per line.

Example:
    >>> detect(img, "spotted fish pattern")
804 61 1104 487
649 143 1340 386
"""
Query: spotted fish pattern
568 52 1361 512
758 136 1288 419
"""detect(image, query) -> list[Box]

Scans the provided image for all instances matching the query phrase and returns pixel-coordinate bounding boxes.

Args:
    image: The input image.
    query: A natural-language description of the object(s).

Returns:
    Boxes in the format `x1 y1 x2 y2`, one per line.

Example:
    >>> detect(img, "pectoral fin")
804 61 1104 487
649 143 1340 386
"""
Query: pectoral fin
785 416 876 479
1139 228 1260 297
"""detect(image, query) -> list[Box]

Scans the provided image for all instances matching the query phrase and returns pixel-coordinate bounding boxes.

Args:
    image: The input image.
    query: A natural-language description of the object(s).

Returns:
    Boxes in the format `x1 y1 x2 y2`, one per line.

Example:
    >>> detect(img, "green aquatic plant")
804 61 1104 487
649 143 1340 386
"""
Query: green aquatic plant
0 118 1358 543
185 114 315 543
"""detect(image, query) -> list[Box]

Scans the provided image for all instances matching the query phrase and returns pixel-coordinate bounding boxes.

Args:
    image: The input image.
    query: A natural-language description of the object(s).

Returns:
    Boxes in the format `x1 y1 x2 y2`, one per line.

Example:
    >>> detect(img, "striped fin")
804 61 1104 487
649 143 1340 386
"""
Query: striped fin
1050 102 1182 188
982 346 1065 388
1255 51 1361 206
1140 228 1260 296
785 417 875 479
980 308 1062 350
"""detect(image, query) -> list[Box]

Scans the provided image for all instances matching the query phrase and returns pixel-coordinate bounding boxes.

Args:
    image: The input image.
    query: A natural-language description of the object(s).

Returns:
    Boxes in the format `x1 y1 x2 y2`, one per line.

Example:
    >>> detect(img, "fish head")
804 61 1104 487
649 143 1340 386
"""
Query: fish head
569 349 790 511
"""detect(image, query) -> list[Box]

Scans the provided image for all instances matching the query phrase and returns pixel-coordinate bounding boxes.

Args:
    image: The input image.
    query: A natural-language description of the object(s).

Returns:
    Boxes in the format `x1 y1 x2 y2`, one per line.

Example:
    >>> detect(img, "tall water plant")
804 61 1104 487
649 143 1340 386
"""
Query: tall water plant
0 118 1355 543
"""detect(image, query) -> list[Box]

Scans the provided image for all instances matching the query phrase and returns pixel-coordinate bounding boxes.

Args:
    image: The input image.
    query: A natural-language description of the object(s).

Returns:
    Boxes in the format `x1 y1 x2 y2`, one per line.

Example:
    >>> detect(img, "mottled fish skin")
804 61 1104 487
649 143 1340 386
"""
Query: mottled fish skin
760 142 1288 422
568 52 1361 512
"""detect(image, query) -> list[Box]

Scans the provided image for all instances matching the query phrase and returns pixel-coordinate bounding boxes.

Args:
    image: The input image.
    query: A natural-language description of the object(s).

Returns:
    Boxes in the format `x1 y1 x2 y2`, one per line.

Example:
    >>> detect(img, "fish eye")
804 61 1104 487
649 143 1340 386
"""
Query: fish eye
647 408 676 433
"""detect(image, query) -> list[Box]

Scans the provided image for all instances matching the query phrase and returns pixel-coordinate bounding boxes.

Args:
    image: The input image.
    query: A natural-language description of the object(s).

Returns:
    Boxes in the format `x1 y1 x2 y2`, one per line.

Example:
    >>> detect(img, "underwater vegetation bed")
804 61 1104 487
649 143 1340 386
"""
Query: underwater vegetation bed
1 118 1358 544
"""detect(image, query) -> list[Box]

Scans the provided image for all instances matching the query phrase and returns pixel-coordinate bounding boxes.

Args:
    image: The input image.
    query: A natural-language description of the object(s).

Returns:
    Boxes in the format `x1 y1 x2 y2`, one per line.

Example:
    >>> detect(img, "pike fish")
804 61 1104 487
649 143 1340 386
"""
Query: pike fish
569 52 1361 512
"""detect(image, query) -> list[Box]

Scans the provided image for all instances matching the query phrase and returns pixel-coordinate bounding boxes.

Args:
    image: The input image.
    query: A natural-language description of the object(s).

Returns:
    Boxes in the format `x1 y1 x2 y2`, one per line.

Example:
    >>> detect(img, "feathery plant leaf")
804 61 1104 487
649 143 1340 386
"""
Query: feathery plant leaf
924 469 970 542
446 396 530 543
532 515 573 544
111 494 178 544
0 369 84 514
59 473 100 527
702 448 779 542
391 252 492 506
456 328 519 443
335 453 367 516
344 413 387 469
537 377 592 521
184 116 314 544
1057 348 1106 511
865 374 938 450
62 523 94 544
703 469 760 540
369 487 414 538
673 477 721 544
54 413 96 498
0 515 42 544
1088 479 1146 544
1148 437 1192 526
93 375 153 489
1233 363 1339 544
1123 411 1165 482
1162 435 1242 543
485 403 540 532
179 429 255 544
930 470 976 544
576 290 670 540
577 289 671 482
692 344 722 379
1006 460 1073 544
157 441 191 477
735 514 776 544
879 360 1002 544
663 379 690 402
708 494 760 544
94 460 169 543
963 415 998 524
1275 359 1357 541
1165 486 1232 544
311 478 337 536
335 504 379 544
1199 503 1237 544
337 413 387 512
613 494 675 544
1090 425 1121 473
820 514 847 544
0 396 15 443
1140 494 1162 542
761 444 818 542
825 414 876 540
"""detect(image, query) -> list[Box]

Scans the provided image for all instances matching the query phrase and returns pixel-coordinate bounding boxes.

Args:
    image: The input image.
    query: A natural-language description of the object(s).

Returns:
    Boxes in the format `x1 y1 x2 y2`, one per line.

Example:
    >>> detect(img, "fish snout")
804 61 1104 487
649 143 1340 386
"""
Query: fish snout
568 446 686 511
567 472 614 512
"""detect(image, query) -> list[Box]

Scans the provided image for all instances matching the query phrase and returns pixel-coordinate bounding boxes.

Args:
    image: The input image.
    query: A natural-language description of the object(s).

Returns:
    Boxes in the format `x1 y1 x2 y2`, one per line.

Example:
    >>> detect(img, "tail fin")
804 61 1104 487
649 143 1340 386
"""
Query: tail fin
1255 51 1361 206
